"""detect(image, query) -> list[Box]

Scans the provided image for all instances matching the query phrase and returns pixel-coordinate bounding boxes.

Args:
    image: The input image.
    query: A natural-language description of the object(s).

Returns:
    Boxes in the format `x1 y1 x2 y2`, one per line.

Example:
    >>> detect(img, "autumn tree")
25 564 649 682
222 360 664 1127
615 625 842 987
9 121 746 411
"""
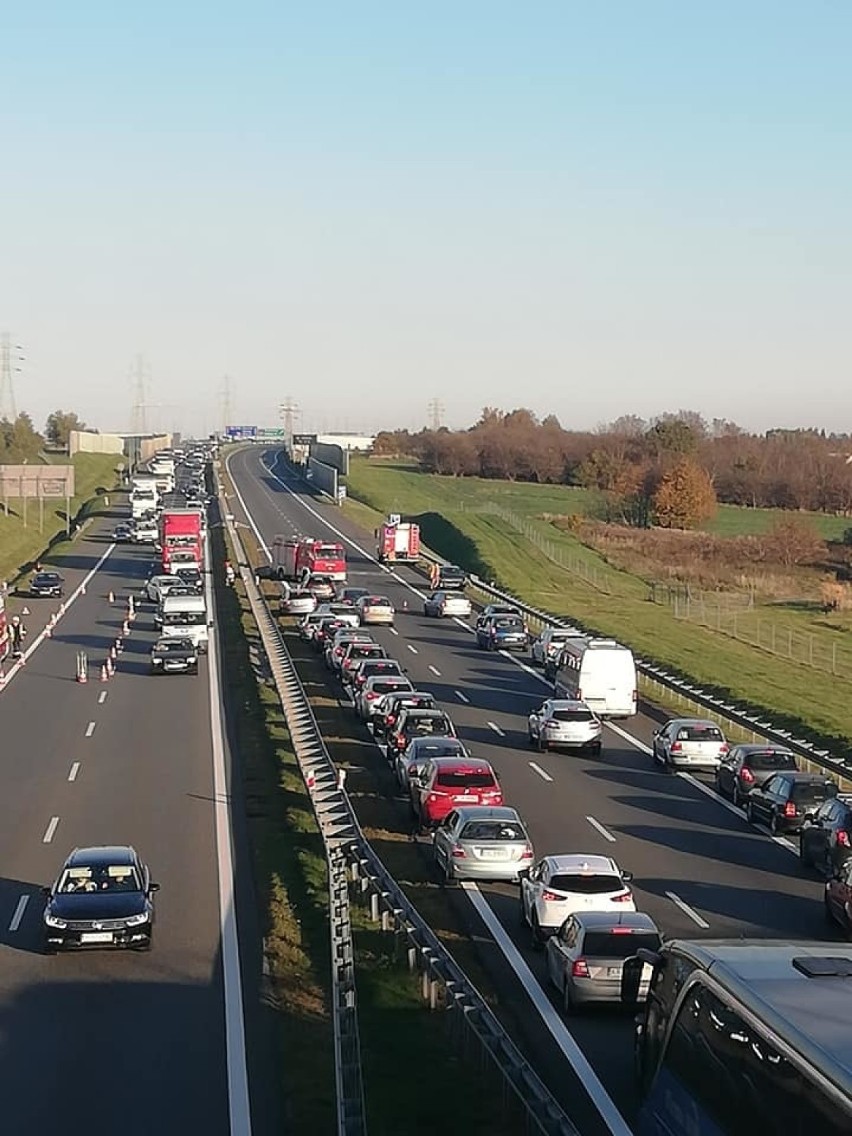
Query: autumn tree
45 409 87 448
764 517 825 568
652 458 717 529
0 412 43 461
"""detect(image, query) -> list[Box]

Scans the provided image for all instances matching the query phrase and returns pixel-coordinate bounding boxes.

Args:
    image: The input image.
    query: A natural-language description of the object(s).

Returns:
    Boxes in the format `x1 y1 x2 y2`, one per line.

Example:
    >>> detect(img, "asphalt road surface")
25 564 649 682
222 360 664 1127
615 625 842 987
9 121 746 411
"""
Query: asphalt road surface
0 498 271 1135
227 444 840 1136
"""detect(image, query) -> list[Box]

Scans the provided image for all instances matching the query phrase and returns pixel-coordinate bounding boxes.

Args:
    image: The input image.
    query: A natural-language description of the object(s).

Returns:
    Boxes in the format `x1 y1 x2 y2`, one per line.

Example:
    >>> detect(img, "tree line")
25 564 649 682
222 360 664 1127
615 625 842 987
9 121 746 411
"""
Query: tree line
372 409 852 528
0 410 87 462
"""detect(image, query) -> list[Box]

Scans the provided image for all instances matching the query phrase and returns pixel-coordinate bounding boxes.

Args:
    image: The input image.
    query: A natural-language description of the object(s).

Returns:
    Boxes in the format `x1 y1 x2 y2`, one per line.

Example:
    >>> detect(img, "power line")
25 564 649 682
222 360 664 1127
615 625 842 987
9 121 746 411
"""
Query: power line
427 397 444 431
0 333 24 421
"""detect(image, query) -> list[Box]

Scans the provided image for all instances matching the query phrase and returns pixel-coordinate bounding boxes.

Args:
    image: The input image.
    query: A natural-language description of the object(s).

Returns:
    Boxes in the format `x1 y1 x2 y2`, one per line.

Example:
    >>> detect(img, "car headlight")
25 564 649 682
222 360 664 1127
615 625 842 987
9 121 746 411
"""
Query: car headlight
44 912 67 929
124 911 150 927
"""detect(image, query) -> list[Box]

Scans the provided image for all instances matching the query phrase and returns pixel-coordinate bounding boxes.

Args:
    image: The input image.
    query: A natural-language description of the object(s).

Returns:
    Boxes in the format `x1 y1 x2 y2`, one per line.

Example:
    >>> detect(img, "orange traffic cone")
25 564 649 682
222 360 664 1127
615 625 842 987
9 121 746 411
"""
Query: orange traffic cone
100 664 109 682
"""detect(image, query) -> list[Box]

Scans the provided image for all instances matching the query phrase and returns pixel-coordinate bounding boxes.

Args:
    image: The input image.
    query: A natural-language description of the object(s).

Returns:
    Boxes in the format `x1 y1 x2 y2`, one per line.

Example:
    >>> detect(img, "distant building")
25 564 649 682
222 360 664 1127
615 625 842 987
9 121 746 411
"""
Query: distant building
316 433 375 452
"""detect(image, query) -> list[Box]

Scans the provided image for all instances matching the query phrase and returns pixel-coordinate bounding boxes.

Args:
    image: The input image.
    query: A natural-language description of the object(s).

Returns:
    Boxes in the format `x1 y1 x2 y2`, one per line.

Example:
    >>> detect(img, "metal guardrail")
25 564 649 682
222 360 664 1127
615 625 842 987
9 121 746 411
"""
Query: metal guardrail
219 477 581 1136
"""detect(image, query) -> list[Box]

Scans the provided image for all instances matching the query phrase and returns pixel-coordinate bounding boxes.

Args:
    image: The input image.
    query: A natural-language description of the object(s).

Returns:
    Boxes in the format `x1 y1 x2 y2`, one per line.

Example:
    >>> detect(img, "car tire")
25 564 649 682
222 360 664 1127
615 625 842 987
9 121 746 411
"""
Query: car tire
770 814 780 836
527 730 536 749
799 839 812 868
443 858 455 886
530 913 544 951
587 743 602 757
563 981 576 1016
825 896 837 927
537 736 548 753
731 783 740 807
745 801 755 824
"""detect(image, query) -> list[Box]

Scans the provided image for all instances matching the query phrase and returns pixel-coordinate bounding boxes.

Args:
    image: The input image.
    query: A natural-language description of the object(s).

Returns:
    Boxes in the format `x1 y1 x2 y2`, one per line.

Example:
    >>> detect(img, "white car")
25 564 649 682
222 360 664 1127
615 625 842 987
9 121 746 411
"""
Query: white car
356 594 395 626
528 699 602 755
423 591 472 618
133 523 159 544
146 575 183 603
355 675 412 722
520 854 635 948
315 603 360 629
280 588 317 616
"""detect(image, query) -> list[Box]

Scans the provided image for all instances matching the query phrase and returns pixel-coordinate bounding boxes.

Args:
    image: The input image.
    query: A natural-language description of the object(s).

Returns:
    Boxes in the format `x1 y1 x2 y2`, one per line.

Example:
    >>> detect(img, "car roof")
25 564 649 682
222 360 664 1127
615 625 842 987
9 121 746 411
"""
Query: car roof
546 699 592 711
430 757 492 772
545 854 619 874
453 806 522 823
35 570 61 578
68 845 136 866
735 744 795 756
772 770 836 782
570 911 659 932
666 718 721 728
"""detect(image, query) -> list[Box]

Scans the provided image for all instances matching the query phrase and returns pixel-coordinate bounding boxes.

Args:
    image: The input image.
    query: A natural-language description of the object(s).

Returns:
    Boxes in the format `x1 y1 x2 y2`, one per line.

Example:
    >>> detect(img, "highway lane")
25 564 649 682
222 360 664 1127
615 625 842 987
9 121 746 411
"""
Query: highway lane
229 444 840 1129
0 501 262 1135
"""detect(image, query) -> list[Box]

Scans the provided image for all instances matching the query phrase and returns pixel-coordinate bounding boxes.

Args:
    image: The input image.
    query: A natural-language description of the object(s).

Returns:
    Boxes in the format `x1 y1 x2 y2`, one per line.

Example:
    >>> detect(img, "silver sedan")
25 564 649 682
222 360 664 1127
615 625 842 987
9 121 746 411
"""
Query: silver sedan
433 806 533 883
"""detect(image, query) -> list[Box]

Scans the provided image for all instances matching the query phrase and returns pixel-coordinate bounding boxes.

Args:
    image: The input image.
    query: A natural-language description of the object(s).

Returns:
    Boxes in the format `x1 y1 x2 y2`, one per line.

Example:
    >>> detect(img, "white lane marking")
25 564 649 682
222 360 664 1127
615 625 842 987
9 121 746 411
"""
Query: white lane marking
389 626 399 636
204 535 253 1135
42 816 60 844
461 882 633 1136
453 617 472 630
98 690 108 704
68 762 80 782
85 721 96 738
586 815 616 842
454 690 470 703
528 761 553 783
407 644 418 654
666 890 710 929
606 720 653 754
428 664 441 676
0 542 117 694
8 895 29 932
487 721 505 737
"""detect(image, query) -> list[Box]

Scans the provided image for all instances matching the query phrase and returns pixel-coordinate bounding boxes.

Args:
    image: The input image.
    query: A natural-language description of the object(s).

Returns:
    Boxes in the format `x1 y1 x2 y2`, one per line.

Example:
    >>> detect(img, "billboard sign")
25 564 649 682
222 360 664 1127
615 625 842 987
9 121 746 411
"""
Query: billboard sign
0 464 75 499
225 426 258 439
292 433 317 445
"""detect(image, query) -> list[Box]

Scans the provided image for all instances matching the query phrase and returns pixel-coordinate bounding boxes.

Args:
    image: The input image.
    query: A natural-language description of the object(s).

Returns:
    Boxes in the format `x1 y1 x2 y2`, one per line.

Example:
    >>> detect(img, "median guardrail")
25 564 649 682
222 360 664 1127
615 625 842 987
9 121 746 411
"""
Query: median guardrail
218 473 581 1136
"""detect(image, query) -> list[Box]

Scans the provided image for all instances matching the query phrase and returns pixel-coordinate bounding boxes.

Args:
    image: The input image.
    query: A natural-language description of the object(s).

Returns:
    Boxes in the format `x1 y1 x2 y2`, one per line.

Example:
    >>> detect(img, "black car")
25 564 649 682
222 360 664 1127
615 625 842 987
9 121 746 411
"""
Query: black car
43 845 159 952
800 795 852 876
437 564 467 590
388 707 456 755
475 614 529 652
174 567 203 593
374 690 437 741
337 586 370 606
150 636 199 674
745 771 838 835
714 745 799 807
29 571 64 598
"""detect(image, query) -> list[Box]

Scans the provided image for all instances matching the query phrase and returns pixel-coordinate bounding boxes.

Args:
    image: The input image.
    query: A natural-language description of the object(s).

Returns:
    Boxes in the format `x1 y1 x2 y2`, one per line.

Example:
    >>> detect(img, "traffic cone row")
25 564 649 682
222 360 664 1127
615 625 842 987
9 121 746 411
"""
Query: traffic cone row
122 619 130 637
100 664 109 682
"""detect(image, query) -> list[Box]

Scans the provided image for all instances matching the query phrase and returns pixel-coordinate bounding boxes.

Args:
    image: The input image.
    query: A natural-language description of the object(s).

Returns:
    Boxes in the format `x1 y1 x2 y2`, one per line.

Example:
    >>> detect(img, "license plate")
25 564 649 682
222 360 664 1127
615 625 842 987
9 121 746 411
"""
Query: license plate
81 932 113 943
479 849 504 859
607 966 621 977
455 795 477 803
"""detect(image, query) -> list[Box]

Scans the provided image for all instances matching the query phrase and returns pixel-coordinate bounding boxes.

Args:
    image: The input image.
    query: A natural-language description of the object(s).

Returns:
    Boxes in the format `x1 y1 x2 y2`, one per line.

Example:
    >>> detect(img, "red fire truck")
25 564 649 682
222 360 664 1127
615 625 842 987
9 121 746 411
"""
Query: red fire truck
272 536 347 582
159 509 204 574
376 516 420 563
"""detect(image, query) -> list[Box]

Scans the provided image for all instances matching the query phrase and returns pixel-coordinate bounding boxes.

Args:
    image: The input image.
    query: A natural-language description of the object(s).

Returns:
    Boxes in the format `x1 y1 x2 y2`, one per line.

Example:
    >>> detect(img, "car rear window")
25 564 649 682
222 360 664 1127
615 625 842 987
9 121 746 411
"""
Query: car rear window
679 726 723 742
408 716 451 735
747 751 797 771
552 709 594 722
436 772 496 789
582 932 661 958
413 742 464 758
350 645 383 659
366 596 390 605
792 782 837 805
550 873 623 894
460 821 525 841
372 680 409 694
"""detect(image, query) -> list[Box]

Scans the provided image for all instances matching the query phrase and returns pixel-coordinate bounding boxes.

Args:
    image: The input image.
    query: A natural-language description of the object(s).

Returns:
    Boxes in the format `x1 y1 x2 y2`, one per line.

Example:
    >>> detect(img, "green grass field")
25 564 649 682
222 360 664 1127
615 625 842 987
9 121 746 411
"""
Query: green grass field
344 457 852 747
0 452 121 584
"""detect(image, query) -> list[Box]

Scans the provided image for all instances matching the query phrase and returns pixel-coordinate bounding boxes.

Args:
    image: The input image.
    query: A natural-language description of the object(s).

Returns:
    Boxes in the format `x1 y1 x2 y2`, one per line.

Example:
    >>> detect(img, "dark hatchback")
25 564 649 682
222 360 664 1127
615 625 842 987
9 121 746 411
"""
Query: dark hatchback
714 745 798 807
150 636 199 674
437 564 467 590
374 690 437 740
745 771 838 835
174 567 203 593
29 571 64 598
43 846 159 952
388 708 456 754
800 795 852 877
476 614 528 652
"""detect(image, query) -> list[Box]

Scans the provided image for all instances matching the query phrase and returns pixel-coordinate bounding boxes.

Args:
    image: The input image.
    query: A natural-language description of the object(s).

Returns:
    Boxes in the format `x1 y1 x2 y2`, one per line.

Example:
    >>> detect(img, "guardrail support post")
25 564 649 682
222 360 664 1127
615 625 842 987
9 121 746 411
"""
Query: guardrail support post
370 892 379 924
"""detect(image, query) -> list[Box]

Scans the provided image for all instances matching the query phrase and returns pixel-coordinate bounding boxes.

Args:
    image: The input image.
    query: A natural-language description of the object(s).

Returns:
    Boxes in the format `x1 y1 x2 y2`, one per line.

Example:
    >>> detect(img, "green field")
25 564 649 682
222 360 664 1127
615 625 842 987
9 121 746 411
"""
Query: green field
0 452 121 585
353 458 851 540
344 457 852 748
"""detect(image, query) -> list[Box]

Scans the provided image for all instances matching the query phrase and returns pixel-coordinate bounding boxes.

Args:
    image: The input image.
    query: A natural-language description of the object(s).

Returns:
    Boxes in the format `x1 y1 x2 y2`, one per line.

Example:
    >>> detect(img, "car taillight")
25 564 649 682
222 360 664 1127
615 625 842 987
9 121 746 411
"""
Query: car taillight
428 793 439 802
386 715 396 725
839 831 851 847
612 890 633 903
719 743 729 755
451 847 466 858
366 692 377 700
740 767 755 784
632 689 638 703
541 889 562 902
784 802 797 817
670 742 682 753
572 959 590 978
521 844 534 859
610 927 634 935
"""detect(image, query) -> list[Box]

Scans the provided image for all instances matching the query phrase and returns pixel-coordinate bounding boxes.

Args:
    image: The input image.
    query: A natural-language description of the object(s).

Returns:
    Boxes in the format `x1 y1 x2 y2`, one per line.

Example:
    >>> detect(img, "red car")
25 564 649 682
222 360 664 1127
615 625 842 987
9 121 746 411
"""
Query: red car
409 757 503 831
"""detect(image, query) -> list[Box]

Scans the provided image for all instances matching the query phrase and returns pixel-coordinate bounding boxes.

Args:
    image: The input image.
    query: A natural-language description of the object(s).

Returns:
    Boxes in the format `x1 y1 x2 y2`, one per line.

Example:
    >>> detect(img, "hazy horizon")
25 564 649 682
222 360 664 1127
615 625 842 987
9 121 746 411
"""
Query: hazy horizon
2 3 849 438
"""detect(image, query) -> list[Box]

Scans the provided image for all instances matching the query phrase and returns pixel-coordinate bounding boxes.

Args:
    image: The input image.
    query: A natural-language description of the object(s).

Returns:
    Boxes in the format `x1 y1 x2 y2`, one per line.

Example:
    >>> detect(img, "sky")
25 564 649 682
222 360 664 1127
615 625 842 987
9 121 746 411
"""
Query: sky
1 1 850 438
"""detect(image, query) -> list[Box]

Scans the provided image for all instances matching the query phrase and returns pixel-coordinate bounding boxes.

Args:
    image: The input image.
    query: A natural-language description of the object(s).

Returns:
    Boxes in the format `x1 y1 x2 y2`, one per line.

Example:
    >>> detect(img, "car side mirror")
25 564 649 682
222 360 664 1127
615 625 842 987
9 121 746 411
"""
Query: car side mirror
518 867 530 881
41 886 51 897
149 882 161 893
621 956 646 1006
621 870 634 882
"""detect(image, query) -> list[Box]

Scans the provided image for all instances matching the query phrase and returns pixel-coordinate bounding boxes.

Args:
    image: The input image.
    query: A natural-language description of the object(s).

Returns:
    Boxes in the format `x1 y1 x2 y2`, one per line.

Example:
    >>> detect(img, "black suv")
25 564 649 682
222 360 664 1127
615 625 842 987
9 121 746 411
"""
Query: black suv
437 564 467 590
745 771 838 835
714 745 798 808
388 708 456 755
800 795 852 876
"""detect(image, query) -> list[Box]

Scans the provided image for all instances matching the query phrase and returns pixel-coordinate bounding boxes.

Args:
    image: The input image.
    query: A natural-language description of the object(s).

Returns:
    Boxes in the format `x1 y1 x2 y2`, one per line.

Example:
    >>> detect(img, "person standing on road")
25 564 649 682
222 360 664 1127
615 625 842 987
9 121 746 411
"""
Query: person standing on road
224 560 236 587
10 615 27 657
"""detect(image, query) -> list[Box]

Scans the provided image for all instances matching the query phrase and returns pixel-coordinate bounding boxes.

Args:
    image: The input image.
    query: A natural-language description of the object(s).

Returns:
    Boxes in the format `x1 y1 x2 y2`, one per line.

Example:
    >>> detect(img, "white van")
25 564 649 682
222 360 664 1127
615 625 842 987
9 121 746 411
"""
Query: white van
160 594 209 652
552 637 637 718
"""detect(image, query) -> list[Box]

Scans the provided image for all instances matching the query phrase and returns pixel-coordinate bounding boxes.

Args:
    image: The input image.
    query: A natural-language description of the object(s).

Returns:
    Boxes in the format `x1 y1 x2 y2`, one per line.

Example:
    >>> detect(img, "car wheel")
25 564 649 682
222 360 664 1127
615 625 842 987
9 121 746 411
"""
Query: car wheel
530 913 544 951
652 743 662 765
563 980 576 1015
770 814 780 836
443 858 455 885
587 743 602 757
527 730 536 748
537 736 548 753
731 783 740 807
799 839 812 868
825 895 837 927
745 801 755 824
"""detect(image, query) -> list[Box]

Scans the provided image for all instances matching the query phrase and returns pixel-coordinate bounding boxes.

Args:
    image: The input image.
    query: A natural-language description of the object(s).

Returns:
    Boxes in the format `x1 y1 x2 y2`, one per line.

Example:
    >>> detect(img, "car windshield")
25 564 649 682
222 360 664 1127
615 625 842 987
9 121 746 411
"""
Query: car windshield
350 645 383 659
155 641 190 654
436 772 495 789
36 573 60 583
792 782 836 805
494 618 524 629
551 709 594 722
366 597 390 606
164 611 204 626
316 545 342 558
409 717 450 735
59 865 142 894
678 726 723 741
582 932 661 958
747 751 797 770
550 873 623 894
362 662 400 675
460 821 524 841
